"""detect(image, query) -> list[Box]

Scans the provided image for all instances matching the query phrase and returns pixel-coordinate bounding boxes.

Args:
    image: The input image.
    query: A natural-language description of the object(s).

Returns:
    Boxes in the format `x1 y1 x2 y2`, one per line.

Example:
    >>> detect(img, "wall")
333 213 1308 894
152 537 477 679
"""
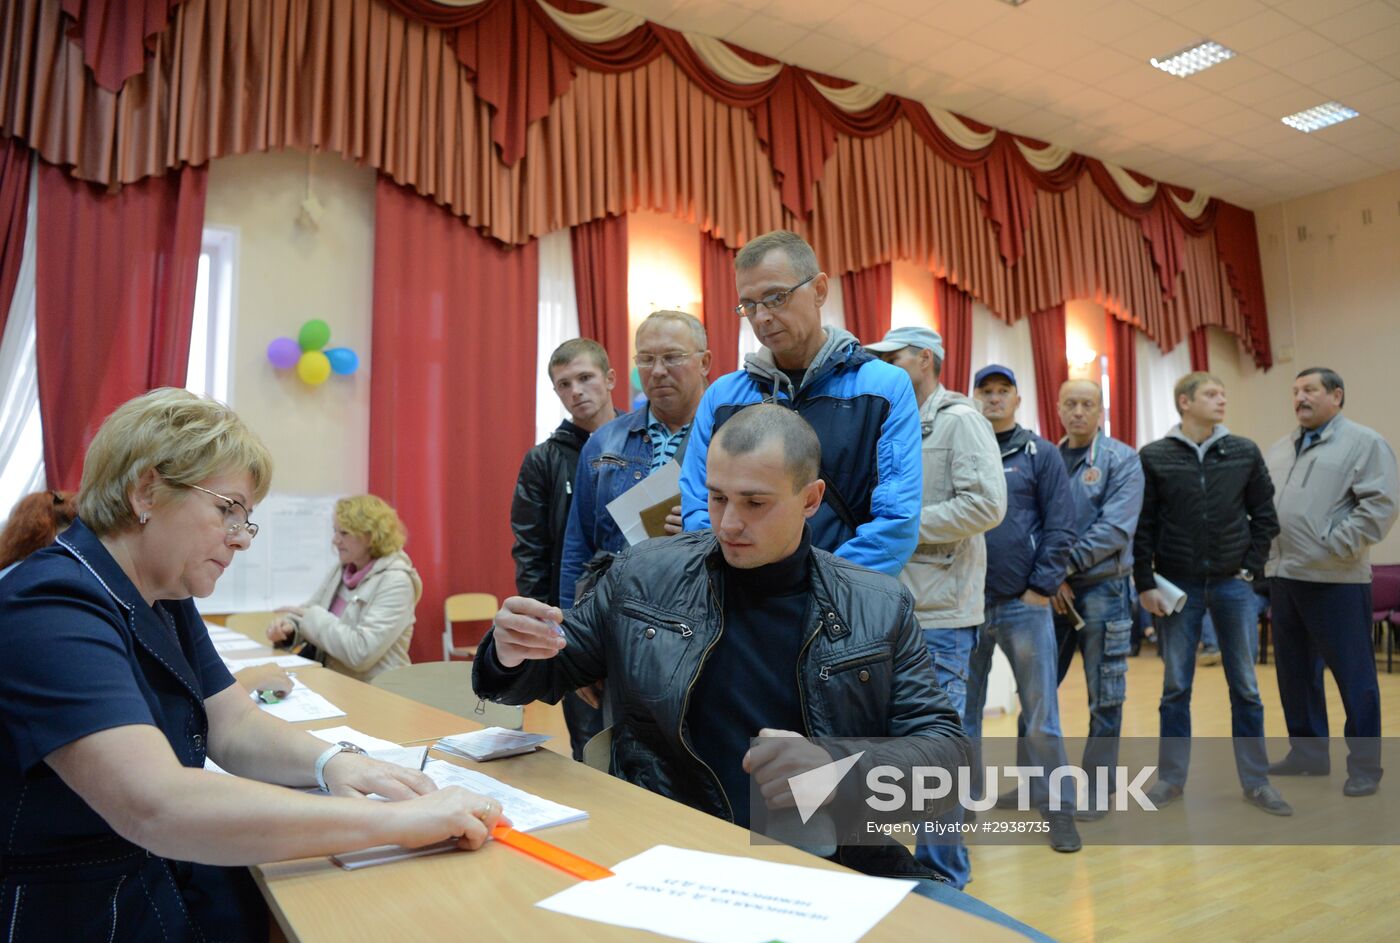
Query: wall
203 151 376 497
1236 168 1400 563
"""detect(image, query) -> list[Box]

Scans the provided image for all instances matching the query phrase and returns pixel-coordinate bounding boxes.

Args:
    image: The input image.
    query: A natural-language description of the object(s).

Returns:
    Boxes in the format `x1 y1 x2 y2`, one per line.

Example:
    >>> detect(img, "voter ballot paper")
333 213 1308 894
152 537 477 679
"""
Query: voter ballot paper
434 727 552 761
331 761 587 870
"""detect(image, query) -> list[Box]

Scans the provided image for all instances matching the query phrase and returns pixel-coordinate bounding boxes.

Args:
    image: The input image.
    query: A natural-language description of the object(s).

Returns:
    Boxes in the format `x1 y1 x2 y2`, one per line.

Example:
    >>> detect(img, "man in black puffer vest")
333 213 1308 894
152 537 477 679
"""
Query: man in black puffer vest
1134 371 1289 817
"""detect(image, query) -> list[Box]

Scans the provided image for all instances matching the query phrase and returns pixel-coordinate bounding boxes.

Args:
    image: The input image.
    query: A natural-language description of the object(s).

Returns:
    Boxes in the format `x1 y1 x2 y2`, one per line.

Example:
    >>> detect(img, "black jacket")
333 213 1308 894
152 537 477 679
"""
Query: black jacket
474 530 971 879
510 421 589 606
1133 429 1279 591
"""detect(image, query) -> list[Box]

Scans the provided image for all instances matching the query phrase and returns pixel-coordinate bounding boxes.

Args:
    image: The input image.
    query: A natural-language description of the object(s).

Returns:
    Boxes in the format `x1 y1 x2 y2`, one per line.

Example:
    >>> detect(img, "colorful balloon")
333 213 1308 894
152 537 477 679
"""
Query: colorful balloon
267 337 301 369
298 319 331 351
296 351 332 386
325 347 360 375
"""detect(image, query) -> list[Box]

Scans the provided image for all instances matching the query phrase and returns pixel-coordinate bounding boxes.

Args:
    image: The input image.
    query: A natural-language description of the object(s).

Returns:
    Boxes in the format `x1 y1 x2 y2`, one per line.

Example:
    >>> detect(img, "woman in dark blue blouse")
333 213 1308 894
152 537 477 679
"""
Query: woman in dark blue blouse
0 389 504 942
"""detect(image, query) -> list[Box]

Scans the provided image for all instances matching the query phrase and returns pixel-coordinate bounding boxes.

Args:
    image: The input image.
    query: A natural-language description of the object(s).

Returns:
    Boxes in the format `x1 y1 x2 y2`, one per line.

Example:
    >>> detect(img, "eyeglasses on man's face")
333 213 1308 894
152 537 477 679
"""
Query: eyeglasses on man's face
186 484 259 539
634 351 701 370
734 273 817 318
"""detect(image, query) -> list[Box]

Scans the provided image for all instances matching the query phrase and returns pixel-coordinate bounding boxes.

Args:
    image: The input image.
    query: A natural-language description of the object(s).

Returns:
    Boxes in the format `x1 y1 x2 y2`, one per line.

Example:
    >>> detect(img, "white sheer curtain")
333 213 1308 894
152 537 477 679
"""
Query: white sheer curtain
0 162 45 524
969 302 1039 435
535 229 581 444
1134 333 1192 446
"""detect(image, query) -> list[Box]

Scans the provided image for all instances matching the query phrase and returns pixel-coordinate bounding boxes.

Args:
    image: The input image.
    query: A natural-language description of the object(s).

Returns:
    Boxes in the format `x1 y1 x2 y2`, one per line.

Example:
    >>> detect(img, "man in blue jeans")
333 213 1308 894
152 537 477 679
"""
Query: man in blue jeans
1135 371 1290 816
1048 380 1143 821
866 326 1007 889
966 365 1080 854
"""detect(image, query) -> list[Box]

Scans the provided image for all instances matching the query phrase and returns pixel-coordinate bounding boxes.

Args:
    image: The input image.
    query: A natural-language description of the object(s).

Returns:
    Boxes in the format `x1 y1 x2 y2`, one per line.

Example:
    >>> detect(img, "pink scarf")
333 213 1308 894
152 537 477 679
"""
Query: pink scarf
329 560 374 616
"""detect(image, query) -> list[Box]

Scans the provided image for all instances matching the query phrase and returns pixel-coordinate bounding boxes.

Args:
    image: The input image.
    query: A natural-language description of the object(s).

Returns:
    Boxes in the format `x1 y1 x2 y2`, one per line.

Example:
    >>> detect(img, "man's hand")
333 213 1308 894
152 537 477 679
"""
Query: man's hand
1021 589 1050 607
742 729 836 809
1051 582 1075 615
663 504 684 536
1139 588 1170 617
575 681 604 710
491 596 567 669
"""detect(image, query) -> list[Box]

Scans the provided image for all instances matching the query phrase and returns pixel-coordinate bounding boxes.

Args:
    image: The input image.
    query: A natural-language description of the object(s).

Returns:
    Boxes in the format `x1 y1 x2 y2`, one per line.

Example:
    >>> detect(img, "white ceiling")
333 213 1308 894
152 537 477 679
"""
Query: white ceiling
604 0 1400 208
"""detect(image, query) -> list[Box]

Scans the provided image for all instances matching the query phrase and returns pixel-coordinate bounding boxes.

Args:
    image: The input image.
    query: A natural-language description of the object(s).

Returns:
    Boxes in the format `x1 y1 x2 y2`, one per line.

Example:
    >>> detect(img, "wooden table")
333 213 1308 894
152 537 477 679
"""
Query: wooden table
253 673 1023 943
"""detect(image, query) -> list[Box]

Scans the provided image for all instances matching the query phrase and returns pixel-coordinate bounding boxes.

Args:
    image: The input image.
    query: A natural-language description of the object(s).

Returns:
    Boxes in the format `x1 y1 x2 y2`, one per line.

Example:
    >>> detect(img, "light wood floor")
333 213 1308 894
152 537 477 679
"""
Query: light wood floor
524 647 1400 943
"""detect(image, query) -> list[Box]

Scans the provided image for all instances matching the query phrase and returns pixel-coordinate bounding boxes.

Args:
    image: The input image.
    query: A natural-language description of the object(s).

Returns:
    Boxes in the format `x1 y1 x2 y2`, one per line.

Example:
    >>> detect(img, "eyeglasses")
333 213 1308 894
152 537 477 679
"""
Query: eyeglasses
634 351 701 370
186 484 259 539
734 274 817 318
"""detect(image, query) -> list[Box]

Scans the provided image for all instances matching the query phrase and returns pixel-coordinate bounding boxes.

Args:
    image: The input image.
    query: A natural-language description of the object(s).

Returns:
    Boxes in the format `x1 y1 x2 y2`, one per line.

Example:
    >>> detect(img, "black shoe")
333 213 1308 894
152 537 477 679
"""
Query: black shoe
1046 812 1082 852
1268 757 1330 776
1144 781 1183 809
1197 646 1221 666
1244 784 1293 816
1074 806 1109 822
994 788 1022 810
1343 775 1380 797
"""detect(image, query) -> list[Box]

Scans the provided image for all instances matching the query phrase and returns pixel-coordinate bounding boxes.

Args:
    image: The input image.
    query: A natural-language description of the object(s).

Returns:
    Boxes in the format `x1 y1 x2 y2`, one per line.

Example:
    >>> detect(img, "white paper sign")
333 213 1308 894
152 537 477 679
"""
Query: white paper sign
605 459 681 546
537 845 914 943
1153 573 1189 614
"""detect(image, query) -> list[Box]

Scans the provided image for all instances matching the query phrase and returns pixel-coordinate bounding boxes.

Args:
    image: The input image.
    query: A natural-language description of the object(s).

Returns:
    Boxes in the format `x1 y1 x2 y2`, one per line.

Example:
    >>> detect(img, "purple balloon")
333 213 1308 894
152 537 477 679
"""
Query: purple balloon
267 337 301 369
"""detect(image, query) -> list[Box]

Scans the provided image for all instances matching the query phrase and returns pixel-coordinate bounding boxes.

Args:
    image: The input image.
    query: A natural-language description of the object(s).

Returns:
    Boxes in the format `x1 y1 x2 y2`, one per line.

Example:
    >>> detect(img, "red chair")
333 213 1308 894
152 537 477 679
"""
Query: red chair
1371 564 1400 673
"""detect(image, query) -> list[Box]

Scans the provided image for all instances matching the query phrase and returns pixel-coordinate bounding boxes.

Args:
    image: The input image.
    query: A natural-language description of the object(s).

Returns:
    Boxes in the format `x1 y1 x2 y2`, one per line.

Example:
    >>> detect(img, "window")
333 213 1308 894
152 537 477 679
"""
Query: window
187 227 237 403
0 165 41 523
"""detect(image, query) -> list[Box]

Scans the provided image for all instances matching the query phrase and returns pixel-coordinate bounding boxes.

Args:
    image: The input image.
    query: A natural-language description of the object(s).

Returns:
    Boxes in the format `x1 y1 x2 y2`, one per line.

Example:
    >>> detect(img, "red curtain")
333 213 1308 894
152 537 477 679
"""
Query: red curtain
1029 303 1068 441
1107 313 1137 448
842 263 892 345
36 162 205 491
933 276 972 394
700 232 739 378
0 137 31 340
370 177 538 663
570 214 630 412
1188 326 1210 371
60 0 187 91
1214 204 1272 367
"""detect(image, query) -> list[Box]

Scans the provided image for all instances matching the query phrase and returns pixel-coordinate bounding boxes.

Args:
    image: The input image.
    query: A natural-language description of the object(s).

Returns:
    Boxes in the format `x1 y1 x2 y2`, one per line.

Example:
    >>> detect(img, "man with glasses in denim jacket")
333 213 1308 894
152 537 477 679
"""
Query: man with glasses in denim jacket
678 230 922 578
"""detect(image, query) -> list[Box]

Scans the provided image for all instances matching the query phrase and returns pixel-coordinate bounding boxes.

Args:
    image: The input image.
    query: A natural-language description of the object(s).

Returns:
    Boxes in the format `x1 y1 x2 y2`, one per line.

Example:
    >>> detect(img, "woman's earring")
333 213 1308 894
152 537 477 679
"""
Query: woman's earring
139 512 150 525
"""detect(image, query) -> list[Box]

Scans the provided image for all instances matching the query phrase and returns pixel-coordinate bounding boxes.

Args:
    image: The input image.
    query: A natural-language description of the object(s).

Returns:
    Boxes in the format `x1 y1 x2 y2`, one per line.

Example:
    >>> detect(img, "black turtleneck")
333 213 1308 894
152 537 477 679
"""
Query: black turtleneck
688 528 813 828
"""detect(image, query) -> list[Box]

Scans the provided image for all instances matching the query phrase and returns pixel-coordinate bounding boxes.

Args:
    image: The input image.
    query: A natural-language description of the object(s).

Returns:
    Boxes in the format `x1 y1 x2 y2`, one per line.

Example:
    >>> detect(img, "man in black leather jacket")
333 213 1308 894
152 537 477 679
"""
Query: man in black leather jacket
509 338 619 757
477 406 1053 939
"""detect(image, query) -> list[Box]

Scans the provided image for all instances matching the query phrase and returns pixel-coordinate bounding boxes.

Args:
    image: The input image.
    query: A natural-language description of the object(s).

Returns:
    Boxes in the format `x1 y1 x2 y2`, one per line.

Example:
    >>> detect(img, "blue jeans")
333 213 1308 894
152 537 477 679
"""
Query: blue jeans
914 627 977 889
966 598 1073 812
1047 577 1132 802
912 879 1057 942
1157 577 1269 789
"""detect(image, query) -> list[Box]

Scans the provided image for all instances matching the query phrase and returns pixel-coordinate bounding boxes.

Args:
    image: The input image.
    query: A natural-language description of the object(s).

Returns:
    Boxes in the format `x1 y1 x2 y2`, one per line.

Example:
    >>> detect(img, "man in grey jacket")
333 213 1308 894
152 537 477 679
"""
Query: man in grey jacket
866 325 1005 888
1264 368 1398 796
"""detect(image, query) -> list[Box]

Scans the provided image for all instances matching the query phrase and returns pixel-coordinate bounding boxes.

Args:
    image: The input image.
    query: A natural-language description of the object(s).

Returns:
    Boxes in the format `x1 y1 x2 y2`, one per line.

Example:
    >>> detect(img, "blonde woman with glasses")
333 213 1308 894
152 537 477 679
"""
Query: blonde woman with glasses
0 389 504 942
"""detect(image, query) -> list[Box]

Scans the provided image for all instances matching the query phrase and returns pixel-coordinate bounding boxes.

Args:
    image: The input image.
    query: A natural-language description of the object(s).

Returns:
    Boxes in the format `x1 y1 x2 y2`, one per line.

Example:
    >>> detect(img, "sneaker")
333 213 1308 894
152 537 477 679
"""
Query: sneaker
1074 805 1109 822
1343 775 1380 797
1268 756 1330 776
1046 812 1082 852
1197 646 1221 666
1243 784 1293 816
1144 780 1183 809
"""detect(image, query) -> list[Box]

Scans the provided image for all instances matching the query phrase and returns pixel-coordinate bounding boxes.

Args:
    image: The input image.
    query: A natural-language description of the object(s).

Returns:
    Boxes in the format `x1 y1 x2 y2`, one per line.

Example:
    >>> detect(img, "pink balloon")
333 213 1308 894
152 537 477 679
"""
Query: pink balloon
267 337 300 369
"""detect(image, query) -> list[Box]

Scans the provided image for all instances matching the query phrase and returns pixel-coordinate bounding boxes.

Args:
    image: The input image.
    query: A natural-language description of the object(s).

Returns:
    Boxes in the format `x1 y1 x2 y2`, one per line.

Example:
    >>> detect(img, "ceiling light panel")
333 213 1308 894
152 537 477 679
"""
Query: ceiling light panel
1150 40 1236 77
1281 101 1360 132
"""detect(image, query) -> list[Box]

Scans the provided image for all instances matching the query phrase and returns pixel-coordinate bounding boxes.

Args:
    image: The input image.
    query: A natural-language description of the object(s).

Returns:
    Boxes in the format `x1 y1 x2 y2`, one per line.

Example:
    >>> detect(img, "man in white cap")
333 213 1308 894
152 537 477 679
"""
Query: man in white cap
866 325 1006 889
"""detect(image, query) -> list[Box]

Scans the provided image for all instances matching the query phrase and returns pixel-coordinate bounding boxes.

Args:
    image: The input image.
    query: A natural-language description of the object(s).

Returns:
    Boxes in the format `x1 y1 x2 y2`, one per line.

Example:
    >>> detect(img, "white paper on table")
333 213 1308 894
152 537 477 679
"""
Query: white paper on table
252 683 346 722
213 638 263 653
308 726 401 753
222 653 318 670
537 845 915 943
1153 574 1189 614
605 458 681 546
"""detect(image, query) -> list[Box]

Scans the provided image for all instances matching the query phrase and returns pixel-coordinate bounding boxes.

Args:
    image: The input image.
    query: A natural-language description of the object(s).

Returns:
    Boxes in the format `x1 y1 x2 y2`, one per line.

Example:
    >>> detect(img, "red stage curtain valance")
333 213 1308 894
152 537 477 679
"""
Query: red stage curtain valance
934 276 972 395
1029 304 1068 442
842 263 892 346
700 231 739 378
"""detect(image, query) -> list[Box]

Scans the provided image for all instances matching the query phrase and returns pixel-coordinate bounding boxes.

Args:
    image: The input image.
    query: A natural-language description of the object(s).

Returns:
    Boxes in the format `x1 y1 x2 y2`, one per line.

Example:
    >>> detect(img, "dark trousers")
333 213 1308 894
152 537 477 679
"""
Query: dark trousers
1270 577 1382 780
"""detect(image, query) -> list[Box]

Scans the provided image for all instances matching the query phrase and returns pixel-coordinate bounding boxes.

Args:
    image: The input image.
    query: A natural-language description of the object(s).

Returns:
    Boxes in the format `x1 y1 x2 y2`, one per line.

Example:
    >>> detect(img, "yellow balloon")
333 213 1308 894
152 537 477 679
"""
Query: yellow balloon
296 351 332 386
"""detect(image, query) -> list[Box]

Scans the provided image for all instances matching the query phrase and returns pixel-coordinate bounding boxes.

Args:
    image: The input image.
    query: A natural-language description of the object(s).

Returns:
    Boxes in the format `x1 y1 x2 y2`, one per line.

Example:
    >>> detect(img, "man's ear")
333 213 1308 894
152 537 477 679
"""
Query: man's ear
604 368 617 391
811 272 829 308
800 478 825 519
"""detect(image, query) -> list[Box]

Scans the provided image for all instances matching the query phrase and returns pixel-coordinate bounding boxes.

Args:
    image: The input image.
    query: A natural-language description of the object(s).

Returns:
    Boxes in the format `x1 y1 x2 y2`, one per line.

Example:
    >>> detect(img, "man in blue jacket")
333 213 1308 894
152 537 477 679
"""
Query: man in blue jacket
966 364 1080 855
678 231 921 576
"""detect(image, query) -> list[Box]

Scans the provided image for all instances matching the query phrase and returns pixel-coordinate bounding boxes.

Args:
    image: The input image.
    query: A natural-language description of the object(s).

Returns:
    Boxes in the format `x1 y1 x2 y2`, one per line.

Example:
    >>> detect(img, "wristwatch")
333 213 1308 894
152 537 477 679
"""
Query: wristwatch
314 740 367 792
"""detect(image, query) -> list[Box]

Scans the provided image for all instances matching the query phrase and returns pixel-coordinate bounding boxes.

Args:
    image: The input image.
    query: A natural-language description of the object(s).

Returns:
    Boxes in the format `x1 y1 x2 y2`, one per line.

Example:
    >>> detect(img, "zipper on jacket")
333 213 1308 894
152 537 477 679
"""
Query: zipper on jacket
794 610 827 738
676 573 733 823
818 648 889 681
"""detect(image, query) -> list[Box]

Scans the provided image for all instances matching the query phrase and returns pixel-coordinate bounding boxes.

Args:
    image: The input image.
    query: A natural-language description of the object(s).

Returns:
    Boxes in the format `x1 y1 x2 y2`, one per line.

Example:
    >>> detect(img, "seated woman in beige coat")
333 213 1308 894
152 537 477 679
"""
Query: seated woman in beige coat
268 495 420 681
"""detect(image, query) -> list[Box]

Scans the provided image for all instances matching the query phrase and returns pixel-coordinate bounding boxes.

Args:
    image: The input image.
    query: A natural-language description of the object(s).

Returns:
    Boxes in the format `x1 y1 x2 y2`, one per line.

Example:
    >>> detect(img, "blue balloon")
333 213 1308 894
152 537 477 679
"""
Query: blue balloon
325 347 360 375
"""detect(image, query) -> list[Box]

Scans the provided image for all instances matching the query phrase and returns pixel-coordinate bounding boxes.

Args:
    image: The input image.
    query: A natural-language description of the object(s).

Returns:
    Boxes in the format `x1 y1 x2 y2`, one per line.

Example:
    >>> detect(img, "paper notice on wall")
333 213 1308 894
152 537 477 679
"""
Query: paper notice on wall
198 493 340 613
536 845 915 943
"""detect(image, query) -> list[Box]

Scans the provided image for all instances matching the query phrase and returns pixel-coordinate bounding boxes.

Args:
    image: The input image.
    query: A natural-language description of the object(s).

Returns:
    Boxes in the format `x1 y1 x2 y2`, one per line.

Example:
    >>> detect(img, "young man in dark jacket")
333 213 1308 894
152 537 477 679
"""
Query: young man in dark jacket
966 365 1080 859
1135 371 1290 816
477 405 1049 940
509 338 618 758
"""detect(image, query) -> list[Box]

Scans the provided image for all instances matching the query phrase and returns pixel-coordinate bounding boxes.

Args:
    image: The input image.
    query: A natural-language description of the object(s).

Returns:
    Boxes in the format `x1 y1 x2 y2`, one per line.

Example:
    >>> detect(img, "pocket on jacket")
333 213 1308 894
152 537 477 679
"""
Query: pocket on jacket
616 599 696 702
910 542 957 567
922 447 955 505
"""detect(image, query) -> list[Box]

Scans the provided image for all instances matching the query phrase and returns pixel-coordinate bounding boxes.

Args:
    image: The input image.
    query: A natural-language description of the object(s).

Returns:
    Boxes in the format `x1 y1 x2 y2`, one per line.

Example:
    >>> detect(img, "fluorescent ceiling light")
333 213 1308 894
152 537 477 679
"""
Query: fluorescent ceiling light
1281 101 1360 133
1149 40 1235 77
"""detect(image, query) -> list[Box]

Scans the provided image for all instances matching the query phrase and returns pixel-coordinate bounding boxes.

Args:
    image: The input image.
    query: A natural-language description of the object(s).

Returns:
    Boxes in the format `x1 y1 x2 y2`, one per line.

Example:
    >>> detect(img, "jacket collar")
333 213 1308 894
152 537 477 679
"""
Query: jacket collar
1056 429 1104 470
1291 414 1345 447
742 327 869 399
548 419 590 450
54 519 202 700
998 424 1036 458
699 529 852 642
